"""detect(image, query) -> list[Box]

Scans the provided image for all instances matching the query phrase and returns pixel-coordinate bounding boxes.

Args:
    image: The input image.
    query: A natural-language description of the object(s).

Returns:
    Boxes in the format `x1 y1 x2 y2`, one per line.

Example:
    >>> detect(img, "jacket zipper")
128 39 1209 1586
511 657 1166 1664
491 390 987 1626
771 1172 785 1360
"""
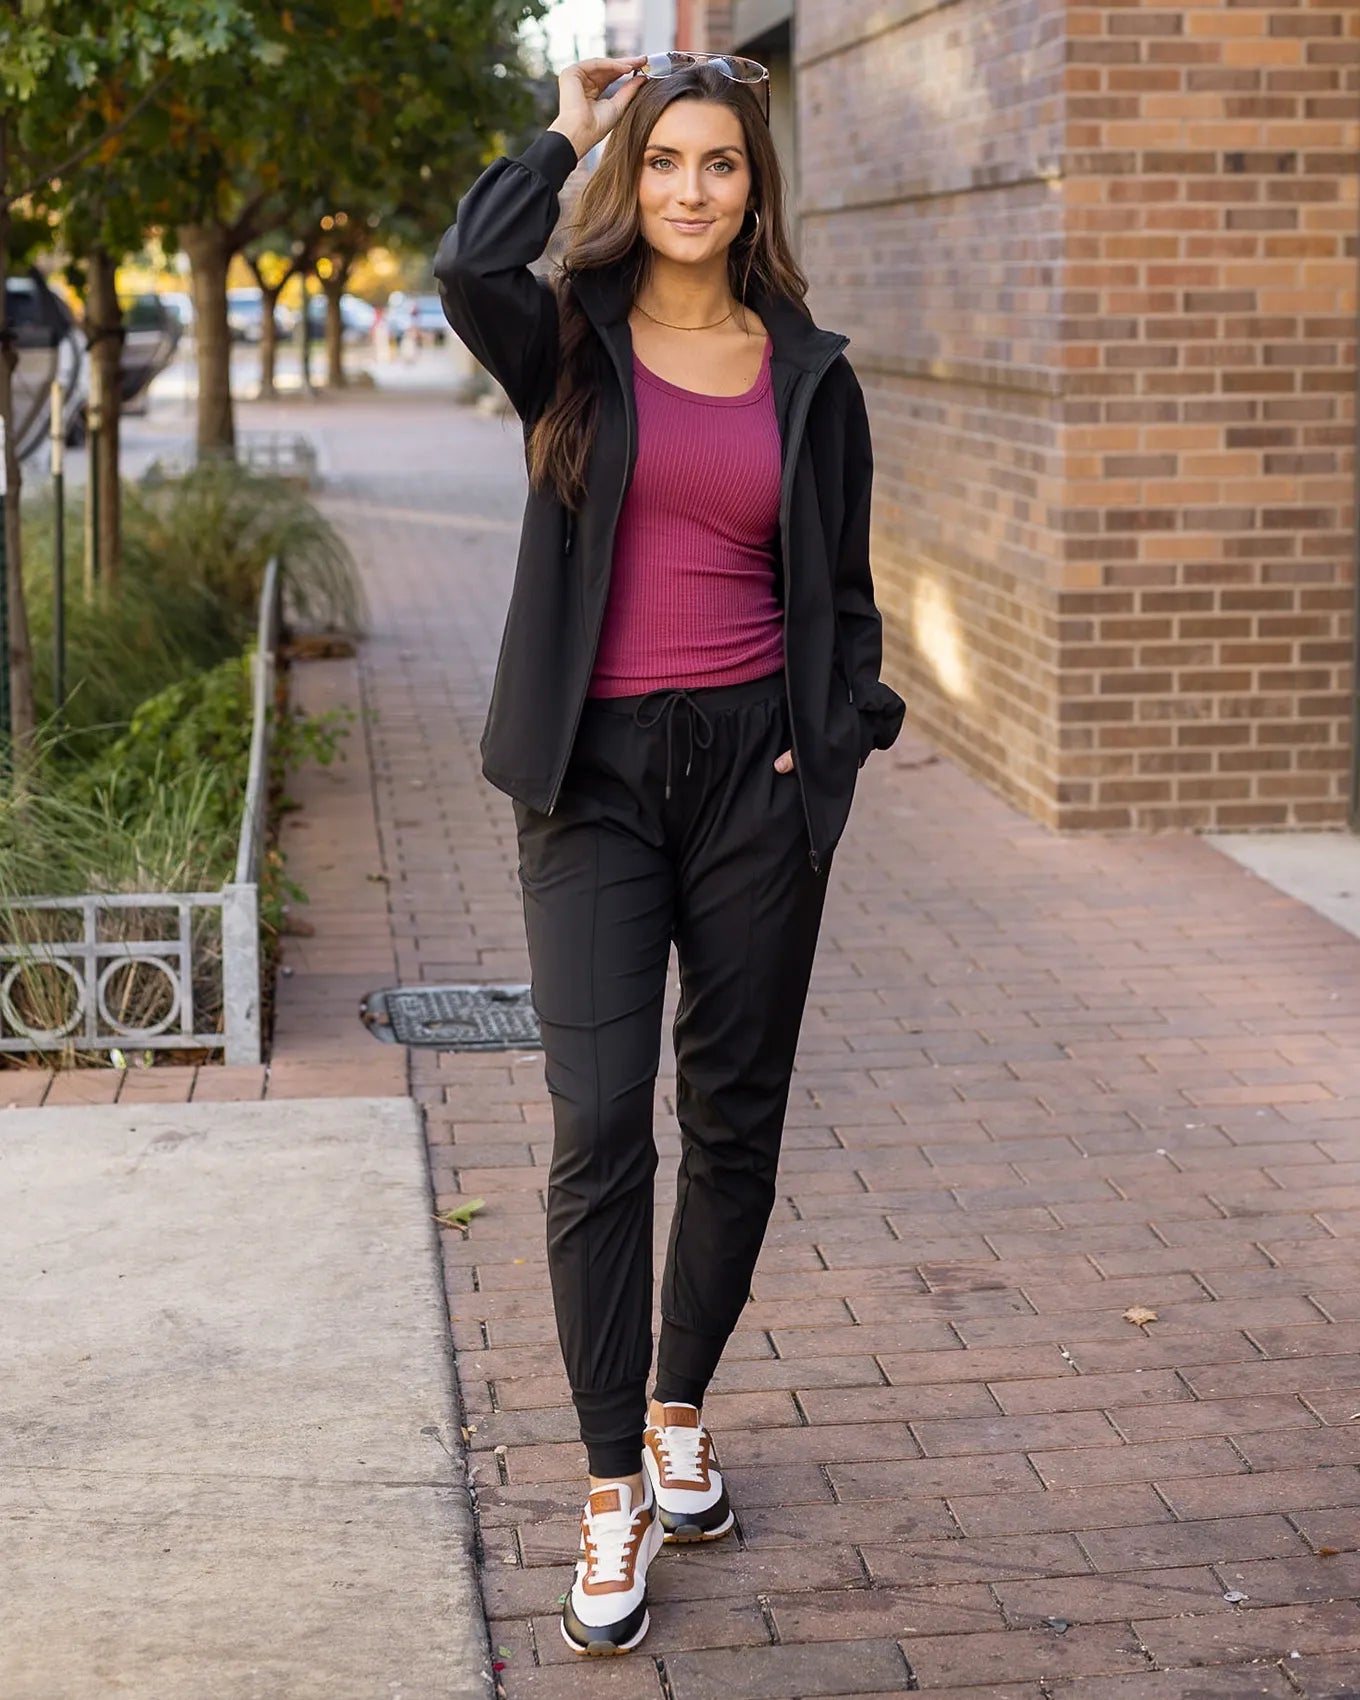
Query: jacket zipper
545 341 635 815
779 337 849 873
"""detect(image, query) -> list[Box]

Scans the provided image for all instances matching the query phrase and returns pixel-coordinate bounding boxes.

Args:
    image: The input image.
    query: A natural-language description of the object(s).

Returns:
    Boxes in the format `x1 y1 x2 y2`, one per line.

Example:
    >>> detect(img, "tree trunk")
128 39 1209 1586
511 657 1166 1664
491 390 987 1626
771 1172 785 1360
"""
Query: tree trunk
86 247 123 591
246 251 297 403
180 221 235 457
258 284 279 399
323 272 347 389
0 127 36 752
298 271 315 395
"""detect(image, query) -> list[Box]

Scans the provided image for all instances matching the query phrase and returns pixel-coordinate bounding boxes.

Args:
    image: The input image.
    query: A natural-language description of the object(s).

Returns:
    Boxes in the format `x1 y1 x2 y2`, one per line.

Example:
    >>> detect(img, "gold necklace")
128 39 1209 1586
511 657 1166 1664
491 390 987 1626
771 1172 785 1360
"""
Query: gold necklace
633 300 738 332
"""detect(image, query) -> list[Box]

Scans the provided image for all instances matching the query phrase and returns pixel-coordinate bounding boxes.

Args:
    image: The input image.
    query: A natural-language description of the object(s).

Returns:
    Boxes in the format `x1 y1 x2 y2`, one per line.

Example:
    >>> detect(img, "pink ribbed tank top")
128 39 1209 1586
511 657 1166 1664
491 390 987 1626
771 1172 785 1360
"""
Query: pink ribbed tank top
587 337 784 699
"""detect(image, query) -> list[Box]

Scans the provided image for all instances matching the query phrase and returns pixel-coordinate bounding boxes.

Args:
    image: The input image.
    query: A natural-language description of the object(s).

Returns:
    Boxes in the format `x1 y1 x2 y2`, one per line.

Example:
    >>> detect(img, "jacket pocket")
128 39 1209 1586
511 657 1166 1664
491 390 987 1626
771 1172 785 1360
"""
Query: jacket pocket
856 681 908 766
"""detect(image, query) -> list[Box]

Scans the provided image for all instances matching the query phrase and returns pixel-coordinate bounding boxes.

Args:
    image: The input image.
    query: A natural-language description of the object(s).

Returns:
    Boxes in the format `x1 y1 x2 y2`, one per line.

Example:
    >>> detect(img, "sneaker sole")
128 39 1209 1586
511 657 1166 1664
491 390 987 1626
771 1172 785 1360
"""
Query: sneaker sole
560 1609 651 1656
660 1507 735 1544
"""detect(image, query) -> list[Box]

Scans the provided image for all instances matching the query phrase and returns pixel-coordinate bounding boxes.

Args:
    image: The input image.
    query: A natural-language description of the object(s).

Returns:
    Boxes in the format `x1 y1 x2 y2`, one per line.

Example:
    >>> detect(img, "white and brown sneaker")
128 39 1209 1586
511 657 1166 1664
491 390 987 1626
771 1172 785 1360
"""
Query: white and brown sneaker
560 1477 663 1656
643 1403 735 1543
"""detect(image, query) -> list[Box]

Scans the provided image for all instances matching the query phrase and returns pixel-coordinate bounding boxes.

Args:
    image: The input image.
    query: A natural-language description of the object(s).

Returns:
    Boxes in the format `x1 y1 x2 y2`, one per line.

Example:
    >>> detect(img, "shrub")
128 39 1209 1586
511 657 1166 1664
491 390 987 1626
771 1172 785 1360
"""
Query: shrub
127 457 366 636
22 459 364 754
1 459 362 1061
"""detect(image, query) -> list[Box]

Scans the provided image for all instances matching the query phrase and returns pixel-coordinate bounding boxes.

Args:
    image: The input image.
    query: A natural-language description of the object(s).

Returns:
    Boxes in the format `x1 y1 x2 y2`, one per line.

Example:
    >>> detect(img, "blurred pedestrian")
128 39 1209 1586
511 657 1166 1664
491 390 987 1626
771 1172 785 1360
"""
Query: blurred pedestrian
400 303 421 363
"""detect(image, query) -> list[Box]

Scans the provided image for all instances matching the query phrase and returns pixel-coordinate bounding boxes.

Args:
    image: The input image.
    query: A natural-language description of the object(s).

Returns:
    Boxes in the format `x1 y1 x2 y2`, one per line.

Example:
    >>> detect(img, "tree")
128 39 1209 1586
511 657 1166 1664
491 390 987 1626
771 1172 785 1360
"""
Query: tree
85 248 123 589
316 220 363 390
0 2 255 743
244 234 306 401
299 28 554 393
137 0 545 454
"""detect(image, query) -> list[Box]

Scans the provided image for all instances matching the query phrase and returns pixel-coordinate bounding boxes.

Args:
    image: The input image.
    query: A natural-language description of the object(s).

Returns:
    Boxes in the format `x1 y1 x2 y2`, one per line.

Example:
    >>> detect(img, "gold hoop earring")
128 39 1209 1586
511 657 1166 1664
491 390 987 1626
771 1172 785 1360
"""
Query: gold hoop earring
744 207 762 243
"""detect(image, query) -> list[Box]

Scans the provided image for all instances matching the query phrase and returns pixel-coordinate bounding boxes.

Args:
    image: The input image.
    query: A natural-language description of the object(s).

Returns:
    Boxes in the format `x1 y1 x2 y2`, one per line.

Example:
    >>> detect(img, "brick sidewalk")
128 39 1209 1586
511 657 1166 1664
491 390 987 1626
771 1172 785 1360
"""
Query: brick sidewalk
20 389 1360 1694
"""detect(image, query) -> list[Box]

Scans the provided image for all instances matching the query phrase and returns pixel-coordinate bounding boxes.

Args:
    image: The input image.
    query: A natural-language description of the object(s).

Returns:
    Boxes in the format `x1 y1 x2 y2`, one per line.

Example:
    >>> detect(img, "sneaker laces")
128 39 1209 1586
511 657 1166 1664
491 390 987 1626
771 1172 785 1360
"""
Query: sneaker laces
655 1419 706 1483
582 1489 646 1587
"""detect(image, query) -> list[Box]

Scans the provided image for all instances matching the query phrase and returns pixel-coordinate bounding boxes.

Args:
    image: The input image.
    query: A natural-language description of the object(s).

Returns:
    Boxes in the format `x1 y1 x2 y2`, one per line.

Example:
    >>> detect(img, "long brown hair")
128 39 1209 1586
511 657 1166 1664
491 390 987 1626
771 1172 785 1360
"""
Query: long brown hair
527 65 808 510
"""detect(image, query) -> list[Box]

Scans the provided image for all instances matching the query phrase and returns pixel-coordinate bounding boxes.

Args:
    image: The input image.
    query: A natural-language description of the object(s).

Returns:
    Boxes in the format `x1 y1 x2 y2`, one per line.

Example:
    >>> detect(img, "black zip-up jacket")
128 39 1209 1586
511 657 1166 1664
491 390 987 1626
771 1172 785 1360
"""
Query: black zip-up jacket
434 129 905 871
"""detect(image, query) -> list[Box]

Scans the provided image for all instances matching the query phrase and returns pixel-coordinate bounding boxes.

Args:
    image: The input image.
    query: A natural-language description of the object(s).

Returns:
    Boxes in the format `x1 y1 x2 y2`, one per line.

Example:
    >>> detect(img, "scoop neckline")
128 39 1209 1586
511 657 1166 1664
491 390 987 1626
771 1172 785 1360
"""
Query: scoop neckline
633 337 772 406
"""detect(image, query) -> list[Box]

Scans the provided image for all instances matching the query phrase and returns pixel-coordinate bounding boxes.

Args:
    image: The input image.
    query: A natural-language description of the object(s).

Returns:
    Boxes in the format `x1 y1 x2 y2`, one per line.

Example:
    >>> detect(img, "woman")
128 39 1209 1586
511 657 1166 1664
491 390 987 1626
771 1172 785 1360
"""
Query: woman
435 52 904 1656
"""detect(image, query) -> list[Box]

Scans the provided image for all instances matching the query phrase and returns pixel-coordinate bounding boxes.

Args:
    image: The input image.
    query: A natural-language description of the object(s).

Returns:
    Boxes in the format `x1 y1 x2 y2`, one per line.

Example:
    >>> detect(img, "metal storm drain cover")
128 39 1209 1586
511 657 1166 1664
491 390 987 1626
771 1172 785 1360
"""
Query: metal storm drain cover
359 984 541 1051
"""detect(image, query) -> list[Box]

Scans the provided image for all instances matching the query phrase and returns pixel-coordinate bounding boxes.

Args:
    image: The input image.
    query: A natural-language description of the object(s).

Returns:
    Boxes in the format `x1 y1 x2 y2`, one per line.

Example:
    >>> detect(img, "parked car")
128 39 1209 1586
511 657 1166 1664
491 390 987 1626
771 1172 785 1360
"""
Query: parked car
160 290 194 333
304 291 377 343
226 286 289 343
117 294 182 414
7 271 83 459
4 278 194 456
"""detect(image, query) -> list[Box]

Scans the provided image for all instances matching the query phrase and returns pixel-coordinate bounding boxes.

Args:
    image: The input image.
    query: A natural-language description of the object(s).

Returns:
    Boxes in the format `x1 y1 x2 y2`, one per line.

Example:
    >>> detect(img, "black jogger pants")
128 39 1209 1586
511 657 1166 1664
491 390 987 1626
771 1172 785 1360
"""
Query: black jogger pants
512 669 830 1479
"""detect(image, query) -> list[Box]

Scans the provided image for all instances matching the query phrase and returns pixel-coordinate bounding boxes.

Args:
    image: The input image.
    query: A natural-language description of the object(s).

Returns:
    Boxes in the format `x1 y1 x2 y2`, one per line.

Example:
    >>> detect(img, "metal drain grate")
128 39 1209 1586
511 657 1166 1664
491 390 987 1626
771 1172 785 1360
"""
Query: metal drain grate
359 984 541 1051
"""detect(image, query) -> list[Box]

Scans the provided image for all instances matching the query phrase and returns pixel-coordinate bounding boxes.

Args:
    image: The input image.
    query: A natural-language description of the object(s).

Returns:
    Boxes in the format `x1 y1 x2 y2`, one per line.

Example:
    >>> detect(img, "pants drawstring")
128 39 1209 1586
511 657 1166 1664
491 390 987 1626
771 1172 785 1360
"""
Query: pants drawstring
632 689 715 801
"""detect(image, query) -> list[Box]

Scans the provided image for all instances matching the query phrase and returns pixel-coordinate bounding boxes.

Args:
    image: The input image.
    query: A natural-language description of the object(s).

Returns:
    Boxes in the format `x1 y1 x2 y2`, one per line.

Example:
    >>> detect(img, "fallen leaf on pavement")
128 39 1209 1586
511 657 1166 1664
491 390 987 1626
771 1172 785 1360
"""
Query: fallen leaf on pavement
1123 1305 1158 1329
434 1198 486 1233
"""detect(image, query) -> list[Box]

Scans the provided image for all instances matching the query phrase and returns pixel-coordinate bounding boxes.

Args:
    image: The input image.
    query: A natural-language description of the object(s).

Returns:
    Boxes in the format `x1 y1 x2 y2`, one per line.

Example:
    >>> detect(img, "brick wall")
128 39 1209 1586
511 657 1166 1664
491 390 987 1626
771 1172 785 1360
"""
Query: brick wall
1065 2 1357 829
800 0 1071 822
797 0 1359 830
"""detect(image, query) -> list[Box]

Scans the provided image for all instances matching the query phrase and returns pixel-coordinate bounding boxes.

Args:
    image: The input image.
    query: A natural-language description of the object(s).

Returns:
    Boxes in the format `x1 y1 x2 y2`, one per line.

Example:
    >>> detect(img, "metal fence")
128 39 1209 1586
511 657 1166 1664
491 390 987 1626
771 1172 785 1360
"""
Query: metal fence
0 558 281 1065
143 430 317 488
238 429 317 483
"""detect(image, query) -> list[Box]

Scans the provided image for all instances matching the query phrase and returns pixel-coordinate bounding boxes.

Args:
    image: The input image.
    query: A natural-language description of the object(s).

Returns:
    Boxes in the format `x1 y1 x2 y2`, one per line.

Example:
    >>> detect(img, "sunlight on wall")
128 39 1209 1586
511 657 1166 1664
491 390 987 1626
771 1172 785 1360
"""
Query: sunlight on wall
911 576 973 703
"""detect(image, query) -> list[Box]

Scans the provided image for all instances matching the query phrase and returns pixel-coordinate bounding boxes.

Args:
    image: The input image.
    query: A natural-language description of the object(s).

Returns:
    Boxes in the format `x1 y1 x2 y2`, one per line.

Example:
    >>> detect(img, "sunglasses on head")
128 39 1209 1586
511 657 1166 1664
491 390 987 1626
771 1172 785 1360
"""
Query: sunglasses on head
613 50 771 122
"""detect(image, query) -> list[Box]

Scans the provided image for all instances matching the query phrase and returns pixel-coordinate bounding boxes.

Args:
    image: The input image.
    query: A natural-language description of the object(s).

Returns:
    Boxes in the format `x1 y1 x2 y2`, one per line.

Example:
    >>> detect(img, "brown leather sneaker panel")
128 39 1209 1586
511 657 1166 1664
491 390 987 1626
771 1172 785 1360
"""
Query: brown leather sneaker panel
660 1404 700 1429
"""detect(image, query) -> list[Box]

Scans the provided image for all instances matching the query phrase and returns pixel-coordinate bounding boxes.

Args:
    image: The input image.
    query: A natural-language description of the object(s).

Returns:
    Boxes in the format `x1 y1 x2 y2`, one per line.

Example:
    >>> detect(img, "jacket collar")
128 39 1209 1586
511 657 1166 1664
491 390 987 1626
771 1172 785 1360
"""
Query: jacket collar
569 263 847 374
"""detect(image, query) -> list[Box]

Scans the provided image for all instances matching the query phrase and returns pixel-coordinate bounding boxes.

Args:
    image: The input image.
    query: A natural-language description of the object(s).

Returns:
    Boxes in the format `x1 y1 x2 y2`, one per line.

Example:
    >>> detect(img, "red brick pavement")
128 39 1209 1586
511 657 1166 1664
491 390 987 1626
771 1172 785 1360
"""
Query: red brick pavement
17 389 1360 1694
332 395 1360 1697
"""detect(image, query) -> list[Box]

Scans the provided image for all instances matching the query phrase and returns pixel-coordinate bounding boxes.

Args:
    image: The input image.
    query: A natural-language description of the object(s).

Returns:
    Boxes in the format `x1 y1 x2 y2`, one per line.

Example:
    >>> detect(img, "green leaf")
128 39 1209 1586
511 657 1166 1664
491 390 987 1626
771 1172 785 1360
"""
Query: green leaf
434 1199 486 1233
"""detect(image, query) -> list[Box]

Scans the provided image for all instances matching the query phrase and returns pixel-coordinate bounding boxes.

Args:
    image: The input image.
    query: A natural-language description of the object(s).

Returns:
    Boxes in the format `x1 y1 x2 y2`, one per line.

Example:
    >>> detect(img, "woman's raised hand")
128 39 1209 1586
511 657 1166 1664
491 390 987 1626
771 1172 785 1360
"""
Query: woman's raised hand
548 57 649 159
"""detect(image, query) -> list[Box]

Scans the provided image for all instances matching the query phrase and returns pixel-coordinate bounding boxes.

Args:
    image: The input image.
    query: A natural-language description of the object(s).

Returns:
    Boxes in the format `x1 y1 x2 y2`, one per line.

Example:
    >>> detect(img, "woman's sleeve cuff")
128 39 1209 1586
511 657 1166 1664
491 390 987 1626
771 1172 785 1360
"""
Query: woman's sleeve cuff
517 130 581 193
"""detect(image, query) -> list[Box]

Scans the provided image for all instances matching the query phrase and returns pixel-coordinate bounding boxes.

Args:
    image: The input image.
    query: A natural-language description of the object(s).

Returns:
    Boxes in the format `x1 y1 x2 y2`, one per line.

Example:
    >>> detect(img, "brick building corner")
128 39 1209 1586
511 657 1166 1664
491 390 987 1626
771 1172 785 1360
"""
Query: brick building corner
673 0 1359 831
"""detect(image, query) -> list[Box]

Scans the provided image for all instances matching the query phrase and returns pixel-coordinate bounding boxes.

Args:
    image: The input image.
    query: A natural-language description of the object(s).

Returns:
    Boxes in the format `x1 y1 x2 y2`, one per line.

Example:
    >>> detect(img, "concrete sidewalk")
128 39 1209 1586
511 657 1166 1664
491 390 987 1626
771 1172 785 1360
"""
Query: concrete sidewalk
2 1097 489 1700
